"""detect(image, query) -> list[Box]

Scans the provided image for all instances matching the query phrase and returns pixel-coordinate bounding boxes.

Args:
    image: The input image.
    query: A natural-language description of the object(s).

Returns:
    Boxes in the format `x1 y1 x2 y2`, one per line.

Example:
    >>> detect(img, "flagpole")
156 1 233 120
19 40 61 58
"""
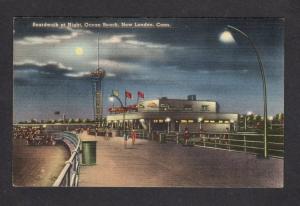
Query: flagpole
125 90 127 107
124 90 127 134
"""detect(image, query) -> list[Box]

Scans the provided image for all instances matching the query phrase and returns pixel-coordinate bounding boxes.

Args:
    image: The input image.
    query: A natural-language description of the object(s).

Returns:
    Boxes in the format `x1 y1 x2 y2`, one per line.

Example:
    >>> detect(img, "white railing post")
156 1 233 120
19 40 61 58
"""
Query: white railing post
244 135 246 152
207 133 209 147
228 134 231 151
214 134 216 148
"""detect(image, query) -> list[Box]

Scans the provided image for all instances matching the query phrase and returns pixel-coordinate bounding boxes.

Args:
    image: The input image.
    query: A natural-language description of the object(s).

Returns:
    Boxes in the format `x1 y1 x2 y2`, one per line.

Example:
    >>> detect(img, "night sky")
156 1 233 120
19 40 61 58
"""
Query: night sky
13 17 284 122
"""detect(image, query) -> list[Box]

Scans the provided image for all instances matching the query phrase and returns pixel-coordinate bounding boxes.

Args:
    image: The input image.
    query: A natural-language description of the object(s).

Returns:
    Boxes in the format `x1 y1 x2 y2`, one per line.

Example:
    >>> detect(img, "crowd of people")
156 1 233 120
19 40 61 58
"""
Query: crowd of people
13 127 56 146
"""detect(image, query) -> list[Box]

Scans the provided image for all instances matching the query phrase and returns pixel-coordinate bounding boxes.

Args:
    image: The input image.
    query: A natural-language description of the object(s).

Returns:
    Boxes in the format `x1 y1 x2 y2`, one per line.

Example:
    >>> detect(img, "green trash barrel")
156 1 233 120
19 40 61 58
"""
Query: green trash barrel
81 140 97 165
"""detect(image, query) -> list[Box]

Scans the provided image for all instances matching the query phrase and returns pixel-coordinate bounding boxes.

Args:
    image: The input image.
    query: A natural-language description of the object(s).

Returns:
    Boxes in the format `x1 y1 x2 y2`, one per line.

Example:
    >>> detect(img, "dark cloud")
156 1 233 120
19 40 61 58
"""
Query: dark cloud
14 61 71 75
14 61 92 85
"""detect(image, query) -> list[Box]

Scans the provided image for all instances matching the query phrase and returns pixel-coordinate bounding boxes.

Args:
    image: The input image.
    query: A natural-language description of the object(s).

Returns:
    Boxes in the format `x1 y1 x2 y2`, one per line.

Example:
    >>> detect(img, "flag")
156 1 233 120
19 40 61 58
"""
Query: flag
125 90 132 99
138 91 144 98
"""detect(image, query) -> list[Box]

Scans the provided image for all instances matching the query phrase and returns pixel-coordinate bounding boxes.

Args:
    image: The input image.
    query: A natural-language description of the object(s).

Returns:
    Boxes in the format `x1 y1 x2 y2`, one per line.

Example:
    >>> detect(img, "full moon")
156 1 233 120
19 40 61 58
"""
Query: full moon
75 47 84 56
219 31 235 43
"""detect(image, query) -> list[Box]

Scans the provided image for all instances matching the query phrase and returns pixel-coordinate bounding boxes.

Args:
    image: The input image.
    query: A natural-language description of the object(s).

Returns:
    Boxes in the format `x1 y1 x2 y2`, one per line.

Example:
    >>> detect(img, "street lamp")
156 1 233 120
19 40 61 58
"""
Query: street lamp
222 25 268 158
109 92 126 134
245 111 253 131
165 117 171 133
230 119 235 131
109 96 114 102
198 117 203 131
268 116 273 130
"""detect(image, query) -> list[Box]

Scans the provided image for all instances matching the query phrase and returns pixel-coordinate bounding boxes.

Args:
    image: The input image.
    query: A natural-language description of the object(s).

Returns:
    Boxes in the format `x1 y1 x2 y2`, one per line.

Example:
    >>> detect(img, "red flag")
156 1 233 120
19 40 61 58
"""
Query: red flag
125 90 132 99
138 91 144 98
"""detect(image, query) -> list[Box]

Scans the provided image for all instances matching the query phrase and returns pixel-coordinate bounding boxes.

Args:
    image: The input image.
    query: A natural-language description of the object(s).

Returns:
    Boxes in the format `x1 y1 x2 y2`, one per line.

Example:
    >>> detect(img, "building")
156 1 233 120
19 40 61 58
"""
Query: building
106 96 239 133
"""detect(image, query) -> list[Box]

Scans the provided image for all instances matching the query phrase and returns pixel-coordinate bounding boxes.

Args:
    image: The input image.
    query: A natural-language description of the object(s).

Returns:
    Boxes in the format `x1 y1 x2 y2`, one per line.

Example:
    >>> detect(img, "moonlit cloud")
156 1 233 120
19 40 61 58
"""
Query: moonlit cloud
65 71 116 78
100 34 135 44
64 71 91 77
125 40 168 48
14 60 73 71
106 72 116 77
100 34 168 48
89 59 140 72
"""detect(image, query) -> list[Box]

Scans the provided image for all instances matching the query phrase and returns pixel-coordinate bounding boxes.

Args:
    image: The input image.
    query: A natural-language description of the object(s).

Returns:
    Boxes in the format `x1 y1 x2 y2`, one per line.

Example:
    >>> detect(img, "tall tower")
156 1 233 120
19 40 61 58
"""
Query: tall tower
91 35 105 126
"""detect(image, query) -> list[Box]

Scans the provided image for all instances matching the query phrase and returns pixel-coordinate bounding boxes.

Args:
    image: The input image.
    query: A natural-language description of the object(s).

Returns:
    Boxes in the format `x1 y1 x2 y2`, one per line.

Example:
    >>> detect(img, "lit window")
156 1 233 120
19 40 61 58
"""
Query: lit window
201 105 209 111
181 120 187 123
184 104 192 111
188 120 194 123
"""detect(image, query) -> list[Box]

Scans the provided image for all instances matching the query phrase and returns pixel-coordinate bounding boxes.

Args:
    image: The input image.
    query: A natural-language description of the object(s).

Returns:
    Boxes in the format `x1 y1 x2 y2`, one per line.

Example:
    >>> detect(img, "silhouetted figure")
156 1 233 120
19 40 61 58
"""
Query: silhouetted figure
184 127 190 145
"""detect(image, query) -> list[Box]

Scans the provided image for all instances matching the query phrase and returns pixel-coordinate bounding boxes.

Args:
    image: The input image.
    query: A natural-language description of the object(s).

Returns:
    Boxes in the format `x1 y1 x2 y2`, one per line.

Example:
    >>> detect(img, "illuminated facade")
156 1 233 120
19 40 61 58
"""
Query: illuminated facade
107 96 239 133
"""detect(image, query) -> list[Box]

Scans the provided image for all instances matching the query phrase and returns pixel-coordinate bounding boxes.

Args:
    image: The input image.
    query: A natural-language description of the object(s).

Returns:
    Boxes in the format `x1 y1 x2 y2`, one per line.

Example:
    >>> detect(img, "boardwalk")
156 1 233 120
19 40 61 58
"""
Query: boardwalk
79 132 283 187
13 139 69 187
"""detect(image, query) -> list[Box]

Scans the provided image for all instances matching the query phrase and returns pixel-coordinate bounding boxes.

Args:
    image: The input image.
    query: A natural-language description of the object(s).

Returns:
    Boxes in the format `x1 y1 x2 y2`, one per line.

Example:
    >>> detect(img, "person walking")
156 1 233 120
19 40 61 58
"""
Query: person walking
131 129 137 145
184 127 190 146
124 128 129 148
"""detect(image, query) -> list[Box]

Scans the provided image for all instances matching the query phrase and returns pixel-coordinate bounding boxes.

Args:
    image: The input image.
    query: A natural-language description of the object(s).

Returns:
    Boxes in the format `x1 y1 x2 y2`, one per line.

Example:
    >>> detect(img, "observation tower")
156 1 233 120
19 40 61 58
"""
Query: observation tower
90 35 105 126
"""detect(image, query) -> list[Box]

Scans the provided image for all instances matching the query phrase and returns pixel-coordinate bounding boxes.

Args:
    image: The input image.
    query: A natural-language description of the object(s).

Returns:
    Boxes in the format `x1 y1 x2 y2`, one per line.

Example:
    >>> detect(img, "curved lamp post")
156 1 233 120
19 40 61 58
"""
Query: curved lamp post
110 93 126 134
224 25 268 158
198 117 203 130
165 117 171 134
245 111 253 131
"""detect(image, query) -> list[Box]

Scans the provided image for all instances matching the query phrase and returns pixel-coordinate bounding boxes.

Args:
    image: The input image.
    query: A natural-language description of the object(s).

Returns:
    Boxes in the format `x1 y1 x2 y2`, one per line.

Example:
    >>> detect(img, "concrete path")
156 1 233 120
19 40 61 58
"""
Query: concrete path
79 132 283 187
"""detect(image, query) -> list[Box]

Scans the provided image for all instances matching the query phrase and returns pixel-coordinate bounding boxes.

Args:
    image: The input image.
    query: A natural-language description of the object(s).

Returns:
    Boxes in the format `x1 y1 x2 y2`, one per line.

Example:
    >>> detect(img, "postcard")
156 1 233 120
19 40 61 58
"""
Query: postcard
13 17 284 187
